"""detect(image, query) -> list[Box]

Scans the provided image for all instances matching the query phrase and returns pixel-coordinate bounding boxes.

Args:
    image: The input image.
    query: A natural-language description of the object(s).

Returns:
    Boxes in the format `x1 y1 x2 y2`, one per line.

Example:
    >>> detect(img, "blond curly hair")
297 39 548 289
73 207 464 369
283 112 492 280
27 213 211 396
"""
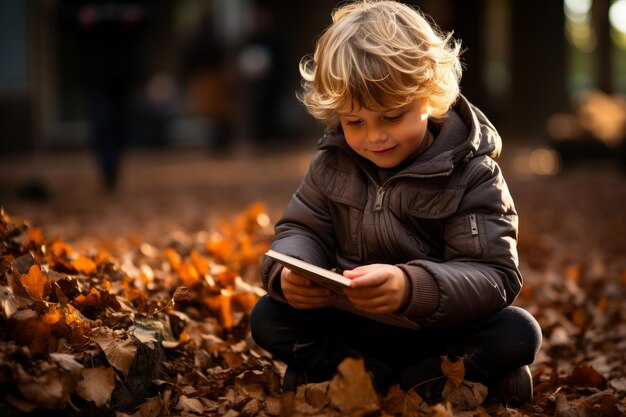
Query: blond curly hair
299 0 462 128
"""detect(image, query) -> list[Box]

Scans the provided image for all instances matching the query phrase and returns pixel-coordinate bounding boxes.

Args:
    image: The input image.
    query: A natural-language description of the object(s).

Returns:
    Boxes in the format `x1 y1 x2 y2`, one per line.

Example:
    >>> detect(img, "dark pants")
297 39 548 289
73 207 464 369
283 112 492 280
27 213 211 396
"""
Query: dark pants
250 295 542 398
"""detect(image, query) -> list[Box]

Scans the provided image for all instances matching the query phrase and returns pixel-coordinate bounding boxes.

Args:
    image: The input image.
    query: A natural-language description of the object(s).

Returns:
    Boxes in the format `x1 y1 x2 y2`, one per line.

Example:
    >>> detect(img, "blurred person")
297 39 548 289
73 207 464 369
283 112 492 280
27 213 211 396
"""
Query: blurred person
237 4 288 144
180 10 235 153
60 0 151 191
250 0 541 406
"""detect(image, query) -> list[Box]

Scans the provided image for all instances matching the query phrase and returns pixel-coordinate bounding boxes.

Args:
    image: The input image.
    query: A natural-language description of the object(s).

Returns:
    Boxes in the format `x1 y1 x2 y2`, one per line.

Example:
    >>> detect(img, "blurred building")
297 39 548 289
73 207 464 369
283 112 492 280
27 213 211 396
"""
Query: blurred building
1 0 625 154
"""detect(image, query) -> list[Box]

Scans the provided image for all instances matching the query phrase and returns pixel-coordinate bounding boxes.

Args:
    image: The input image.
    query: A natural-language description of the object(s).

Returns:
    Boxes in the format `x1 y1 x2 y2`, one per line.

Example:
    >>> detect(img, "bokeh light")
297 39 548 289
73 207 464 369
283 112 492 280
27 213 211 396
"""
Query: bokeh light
514 147 563 178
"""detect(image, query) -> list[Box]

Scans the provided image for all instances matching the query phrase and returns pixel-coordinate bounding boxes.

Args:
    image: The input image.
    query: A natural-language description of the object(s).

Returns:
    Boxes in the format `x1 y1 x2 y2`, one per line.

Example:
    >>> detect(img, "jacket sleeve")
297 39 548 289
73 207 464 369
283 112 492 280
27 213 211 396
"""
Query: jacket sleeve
402 156 522 327
260 153 337 303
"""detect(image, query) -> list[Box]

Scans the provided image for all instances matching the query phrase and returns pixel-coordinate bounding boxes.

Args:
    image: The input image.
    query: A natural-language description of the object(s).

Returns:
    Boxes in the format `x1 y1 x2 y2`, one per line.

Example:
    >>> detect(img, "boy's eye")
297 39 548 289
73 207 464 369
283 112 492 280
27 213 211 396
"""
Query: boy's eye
345 119 363 126
383 113 404 122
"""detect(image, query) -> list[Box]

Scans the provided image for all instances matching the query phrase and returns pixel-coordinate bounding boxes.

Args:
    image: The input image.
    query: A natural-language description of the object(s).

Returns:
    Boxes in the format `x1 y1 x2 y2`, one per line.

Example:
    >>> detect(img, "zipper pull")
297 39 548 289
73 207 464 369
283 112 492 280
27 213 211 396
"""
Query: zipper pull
374 187 385 211
469 213 479 235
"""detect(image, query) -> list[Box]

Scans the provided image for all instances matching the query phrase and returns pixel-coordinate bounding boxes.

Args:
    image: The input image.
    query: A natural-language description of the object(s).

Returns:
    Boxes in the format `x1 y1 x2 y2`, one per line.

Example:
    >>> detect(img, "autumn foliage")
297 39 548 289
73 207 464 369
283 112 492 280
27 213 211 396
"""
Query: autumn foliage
1 200 626 416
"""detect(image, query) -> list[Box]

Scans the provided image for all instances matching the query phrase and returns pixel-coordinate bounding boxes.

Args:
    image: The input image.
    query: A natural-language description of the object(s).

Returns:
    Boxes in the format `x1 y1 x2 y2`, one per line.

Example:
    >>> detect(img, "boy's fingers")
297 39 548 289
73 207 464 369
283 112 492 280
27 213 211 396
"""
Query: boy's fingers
285 270 312 286
349 273 386 288
285 284 332 297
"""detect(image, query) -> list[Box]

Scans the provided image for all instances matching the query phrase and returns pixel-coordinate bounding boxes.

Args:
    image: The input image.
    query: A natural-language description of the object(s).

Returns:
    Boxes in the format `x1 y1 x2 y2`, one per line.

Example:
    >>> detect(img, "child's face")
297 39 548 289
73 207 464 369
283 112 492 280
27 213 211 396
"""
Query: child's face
338 98 430 169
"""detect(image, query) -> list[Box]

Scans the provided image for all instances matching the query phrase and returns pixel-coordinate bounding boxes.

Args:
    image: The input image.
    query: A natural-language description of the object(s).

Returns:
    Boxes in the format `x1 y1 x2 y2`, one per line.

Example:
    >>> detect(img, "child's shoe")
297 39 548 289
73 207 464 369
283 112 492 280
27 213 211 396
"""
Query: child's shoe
488 365 533 406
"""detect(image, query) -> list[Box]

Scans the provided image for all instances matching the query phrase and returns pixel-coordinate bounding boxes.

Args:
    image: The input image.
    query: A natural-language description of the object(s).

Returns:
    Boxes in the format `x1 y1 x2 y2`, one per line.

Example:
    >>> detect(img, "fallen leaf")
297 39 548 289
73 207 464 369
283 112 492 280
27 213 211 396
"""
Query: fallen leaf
172 286 192 302
381 384 424 417
609 377 626 392
20 264 49 301
139 396 163 417
555 392 586 417
565 362 607 389
442 379 487 411
76 366 116 407
92 329 137 376
296 381 330 410
0 285 18 318
16 364 67 409
426 402 455 416
165 248 181 271
328 357 379 416
441 356 465 387
176 395 204 414
71 255 97 274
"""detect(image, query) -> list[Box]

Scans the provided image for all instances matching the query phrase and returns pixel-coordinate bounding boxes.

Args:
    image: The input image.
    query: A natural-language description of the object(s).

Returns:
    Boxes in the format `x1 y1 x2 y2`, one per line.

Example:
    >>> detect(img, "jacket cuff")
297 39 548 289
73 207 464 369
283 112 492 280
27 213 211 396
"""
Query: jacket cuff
397 264 440 318
266 261 289 304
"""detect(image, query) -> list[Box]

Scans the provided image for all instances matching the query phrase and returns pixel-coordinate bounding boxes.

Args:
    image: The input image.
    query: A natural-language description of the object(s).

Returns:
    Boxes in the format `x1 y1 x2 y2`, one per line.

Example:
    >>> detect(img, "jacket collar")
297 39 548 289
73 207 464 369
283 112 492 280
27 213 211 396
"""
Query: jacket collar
318 95 502 177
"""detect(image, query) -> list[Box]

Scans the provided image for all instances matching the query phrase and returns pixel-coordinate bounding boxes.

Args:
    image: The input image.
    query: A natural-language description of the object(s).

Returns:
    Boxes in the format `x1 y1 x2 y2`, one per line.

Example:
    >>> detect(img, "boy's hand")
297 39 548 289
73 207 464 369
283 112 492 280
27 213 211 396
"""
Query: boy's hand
343 264 409 314
280 267 335 309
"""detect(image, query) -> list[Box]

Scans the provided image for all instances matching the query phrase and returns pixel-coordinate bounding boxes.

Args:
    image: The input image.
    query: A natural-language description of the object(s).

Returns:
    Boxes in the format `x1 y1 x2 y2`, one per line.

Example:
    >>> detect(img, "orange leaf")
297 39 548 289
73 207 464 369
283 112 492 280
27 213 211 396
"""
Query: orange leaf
20 265 49 301
49 240 74 257
234 293 259 315
72 255 97 275
190 250 209 275
564 264 581 282
42 307 63 325
26 227 45 246
221 292 233 328
165 248 181 271
73 288 102 308
178 263 201 288
441 356 465 387
214 270 237 287
204 293 234 328
207 236 236 262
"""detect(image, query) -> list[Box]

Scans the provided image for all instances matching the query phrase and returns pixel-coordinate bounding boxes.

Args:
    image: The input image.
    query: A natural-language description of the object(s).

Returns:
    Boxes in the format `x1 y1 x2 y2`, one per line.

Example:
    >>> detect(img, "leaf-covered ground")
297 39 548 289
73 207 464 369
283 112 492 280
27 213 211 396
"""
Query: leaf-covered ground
1 148 625 416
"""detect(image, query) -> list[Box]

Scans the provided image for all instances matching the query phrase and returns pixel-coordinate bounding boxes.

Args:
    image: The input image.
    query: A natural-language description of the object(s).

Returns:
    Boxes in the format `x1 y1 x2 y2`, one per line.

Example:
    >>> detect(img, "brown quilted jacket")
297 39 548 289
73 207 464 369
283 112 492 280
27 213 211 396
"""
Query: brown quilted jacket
261 96 522 328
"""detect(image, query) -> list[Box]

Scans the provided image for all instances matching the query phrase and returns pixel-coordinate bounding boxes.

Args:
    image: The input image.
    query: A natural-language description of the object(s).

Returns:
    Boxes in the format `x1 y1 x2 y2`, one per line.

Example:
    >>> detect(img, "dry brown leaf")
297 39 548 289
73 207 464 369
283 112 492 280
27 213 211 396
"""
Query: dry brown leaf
426 402 455 417
92 329 137 376
76 366 116 407
565 362 607 389
172 286 192 302
328 357 379 416
381 384 425 417
555 393 586 417
241 398 262 416
295 381 330 410
441 379 487 411
1 285 18 318
16 364 69 409
20 264 49 301
441 356 465 387
50 352 83 376
176 395 204 414
263 396 281 416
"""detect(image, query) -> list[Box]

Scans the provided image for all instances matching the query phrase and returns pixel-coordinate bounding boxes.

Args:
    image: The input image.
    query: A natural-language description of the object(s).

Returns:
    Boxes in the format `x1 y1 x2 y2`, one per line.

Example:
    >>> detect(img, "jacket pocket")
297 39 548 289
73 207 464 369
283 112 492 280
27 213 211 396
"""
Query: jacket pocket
405 187 465 219
442 212 489 260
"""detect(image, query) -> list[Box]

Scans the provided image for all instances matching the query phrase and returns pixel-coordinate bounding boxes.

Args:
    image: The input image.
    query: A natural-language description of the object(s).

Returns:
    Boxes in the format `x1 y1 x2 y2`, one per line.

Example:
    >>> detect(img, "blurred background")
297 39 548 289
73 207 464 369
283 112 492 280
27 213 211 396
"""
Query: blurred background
0 0 625 243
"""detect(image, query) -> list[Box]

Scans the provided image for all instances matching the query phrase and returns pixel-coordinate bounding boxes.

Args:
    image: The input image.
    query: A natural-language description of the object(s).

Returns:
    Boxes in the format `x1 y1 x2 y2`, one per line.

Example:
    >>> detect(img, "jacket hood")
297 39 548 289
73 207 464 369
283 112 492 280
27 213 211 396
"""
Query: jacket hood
318 95 502 177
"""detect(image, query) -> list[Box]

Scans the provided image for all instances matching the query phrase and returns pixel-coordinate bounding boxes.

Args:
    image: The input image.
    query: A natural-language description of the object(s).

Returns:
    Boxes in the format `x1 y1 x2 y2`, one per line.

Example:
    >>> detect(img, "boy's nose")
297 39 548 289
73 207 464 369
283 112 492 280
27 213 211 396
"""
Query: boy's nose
367 127 388 143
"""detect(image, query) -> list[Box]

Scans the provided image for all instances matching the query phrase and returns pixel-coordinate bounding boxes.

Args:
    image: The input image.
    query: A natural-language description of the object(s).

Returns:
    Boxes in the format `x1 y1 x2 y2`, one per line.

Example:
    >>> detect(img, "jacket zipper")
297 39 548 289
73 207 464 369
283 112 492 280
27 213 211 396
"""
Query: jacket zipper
469 212 481 254
364 169 454 257
374 186 385 212
469 213 479 235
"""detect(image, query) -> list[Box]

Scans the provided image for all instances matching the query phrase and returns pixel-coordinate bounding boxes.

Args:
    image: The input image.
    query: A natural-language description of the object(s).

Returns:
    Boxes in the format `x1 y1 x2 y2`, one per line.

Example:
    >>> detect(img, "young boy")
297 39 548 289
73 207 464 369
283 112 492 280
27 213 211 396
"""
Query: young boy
250 0 541 405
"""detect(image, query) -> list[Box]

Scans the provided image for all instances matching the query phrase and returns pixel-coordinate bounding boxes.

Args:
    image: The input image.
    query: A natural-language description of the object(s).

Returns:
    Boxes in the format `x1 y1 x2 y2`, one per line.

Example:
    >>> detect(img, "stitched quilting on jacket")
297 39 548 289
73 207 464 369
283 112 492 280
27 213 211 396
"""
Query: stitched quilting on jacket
262 96 522 328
